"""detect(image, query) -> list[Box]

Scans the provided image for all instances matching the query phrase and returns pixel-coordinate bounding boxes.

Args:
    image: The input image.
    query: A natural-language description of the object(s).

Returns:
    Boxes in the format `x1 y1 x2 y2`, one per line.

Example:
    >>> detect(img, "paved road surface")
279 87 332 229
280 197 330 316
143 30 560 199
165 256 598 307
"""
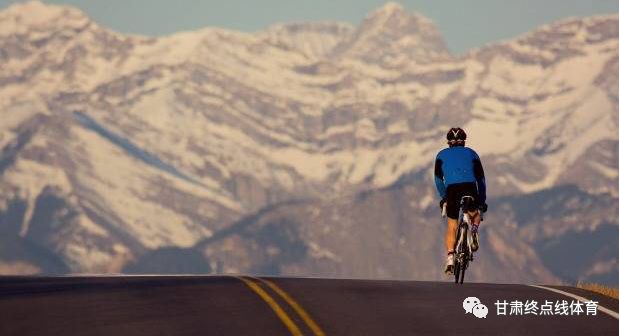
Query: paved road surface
0 276 617 335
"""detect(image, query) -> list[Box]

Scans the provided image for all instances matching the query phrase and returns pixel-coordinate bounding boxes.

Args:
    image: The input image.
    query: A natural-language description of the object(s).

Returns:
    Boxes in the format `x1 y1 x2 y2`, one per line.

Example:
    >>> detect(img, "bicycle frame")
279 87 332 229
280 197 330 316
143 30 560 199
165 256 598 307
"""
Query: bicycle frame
454 211 473 259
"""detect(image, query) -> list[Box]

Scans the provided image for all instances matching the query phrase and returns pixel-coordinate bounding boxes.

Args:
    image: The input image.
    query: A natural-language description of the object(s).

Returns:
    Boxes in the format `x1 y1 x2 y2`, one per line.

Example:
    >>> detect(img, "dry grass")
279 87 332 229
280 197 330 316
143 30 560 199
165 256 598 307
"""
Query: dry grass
576 281 619 300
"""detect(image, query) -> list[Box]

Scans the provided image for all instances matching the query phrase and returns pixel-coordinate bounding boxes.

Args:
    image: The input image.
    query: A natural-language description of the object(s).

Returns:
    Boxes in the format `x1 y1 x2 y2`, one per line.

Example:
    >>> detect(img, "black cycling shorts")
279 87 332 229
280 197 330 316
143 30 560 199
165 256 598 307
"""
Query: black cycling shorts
446 182 479 219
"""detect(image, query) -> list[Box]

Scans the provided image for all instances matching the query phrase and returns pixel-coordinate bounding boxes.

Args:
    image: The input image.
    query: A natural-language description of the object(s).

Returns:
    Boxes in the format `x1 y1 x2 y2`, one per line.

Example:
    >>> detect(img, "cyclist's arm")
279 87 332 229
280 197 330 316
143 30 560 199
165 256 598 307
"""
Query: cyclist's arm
434 157 447 199
473 154 486 203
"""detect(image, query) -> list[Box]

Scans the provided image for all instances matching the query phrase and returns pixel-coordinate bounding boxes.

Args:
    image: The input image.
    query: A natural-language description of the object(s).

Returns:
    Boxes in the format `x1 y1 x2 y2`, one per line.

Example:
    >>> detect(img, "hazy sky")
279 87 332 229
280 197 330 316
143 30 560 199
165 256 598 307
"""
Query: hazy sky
2 0 619 53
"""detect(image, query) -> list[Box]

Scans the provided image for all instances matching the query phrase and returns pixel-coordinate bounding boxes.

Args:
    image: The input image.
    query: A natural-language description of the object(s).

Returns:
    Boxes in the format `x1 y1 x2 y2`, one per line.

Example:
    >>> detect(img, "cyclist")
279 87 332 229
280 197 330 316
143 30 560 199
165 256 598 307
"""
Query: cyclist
434 127 487 275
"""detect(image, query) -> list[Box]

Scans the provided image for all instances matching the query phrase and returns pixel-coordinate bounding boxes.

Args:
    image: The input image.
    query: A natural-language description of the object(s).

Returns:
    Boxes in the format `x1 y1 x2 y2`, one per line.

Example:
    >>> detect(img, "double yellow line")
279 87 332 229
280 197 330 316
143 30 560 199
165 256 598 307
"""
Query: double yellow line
236 276 325 336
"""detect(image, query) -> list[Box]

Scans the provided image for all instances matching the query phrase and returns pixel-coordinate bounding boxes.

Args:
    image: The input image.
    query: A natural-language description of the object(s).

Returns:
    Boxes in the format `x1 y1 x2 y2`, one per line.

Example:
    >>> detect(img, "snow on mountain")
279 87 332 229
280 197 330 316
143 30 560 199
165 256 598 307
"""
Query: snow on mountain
262 22 354 60
330 2 451 66
0 1 618 282
464 15 619 195
0 0 87 35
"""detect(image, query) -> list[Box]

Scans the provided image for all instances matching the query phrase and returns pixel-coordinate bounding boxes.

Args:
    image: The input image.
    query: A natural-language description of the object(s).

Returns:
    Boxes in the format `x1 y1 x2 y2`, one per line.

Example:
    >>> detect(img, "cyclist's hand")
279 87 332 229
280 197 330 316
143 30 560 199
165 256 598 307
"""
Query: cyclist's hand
439 198 447 210
479 203 488 213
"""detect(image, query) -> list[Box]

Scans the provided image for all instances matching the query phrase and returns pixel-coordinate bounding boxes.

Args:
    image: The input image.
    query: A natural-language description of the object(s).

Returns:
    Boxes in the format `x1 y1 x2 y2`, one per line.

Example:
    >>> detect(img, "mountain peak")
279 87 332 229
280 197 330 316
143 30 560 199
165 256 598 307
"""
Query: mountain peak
2 0 76 16
0 0 89 33
369 2 406 18
363 2 435 31
330 2 450 64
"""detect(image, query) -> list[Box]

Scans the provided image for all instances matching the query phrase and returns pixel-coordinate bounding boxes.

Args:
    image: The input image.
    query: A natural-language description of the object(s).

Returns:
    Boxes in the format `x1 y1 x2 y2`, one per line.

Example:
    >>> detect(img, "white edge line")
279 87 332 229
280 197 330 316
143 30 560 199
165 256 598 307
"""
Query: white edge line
528 285 619 320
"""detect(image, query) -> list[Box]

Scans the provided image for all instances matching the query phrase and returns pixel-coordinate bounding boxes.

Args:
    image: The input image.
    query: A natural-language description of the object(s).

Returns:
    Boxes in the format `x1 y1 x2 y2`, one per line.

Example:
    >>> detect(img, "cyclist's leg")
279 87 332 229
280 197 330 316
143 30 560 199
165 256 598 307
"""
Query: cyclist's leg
444 184 463 253
469 210 481 251
445 217 458 252
471 183 482 229
468 210 481 227
444 187 461 274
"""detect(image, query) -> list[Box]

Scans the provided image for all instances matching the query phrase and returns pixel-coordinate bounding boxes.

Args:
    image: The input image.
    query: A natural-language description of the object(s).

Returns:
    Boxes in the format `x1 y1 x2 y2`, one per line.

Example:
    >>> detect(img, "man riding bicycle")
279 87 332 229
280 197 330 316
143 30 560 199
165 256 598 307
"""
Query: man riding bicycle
434 127 487 275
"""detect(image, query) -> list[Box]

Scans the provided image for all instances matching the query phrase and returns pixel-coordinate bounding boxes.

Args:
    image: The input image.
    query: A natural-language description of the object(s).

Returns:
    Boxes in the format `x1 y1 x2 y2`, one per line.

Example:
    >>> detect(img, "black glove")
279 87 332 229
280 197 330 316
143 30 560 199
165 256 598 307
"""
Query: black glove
439 198 447 210
479 203 488 213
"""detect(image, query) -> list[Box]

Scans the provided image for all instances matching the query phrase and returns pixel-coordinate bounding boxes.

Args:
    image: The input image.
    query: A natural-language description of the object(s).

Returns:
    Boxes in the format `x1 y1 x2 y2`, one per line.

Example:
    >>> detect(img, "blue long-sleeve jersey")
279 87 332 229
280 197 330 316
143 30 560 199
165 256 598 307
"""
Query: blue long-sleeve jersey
434 146 486 203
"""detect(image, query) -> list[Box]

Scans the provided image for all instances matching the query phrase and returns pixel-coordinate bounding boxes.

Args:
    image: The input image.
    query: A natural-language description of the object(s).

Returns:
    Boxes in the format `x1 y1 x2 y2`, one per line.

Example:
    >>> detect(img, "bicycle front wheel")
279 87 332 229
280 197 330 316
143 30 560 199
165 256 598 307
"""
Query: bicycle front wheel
454 258 460 284
459 259 467 284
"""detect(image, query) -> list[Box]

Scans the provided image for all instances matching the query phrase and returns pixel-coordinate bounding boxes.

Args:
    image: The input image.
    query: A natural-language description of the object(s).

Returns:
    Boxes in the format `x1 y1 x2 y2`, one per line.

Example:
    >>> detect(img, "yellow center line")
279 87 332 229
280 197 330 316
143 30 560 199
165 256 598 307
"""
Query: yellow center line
255 277 326 336
235 276 304 336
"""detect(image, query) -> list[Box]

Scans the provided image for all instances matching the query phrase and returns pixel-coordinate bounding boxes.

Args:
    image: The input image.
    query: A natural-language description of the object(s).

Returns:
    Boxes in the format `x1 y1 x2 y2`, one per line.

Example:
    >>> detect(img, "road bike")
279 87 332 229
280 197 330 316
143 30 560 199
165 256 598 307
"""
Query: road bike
442 196 483 284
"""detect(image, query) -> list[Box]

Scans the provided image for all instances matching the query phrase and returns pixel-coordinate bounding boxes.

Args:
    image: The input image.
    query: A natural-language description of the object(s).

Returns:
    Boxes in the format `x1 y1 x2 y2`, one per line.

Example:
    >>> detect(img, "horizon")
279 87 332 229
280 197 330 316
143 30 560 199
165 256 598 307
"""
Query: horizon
1 0 618 54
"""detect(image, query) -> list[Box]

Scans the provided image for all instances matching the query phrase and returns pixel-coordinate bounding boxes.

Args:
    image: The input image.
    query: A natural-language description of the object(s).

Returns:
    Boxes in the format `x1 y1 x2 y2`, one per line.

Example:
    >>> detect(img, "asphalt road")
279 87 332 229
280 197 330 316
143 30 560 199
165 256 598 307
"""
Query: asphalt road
0 276 617 335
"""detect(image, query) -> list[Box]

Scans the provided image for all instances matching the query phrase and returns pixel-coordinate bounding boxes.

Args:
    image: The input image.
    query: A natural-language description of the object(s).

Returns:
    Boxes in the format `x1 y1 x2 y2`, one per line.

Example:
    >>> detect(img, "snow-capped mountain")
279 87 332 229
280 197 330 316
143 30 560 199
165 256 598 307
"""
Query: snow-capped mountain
330 2 450 65
0 1 617 284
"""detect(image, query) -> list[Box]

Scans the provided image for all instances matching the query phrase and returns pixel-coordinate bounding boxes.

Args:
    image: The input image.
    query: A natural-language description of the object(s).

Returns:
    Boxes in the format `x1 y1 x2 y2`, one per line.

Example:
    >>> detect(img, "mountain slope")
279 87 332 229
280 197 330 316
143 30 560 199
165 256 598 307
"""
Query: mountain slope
0 1 617 284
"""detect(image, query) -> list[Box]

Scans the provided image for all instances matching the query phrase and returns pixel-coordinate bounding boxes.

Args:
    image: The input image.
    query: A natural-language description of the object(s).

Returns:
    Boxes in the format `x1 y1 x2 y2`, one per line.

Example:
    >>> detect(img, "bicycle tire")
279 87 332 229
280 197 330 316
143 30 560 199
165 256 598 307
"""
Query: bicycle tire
454 259 460 283
459 259 466 284
453 222 463 283
459 224 468 284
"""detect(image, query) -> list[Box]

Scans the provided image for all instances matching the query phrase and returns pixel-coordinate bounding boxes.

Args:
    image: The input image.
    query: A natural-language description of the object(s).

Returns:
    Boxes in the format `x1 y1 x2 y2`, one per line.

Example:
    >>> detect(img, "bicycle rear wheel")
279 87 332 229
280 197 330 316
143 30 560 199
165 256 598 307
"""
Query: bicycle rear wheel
459 259 467 284
458 225 469 284
453 223 463 284
453 259 460 284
